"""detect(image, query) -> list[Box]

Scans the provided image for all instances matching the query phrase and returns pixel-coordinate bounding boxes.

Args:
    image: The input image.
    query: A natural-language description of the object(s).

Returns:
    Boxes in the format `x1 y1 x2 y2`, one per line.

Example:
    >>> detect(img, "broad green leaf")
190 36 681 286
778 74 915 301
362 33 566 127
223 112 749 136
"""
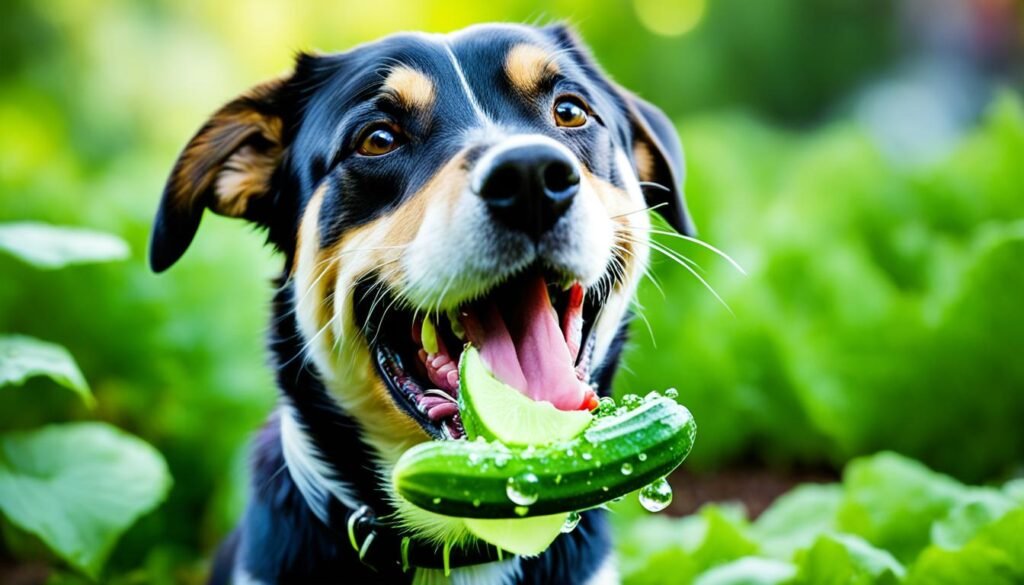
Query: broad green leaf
623 546 699 585
930 489 1016 550
837 452 966 562
617 513 704 580
618 505 756 583
792 533 904 585
692 557 796 585
691 506 760 571
1003 479 1024 506
0 423 172 578
908 509 1024 585
0 222 129 269
0 335 93 406
752 484 843 558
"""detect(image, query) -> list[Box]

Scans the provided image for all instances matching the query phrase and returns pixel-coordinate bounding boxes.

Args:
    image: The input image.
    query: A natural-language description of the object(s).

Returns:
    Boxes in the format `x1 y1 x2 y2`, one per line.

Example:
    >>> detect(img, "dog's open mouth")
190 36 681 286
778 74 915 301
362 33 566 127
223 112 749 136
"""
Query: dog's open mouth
356 269 605 440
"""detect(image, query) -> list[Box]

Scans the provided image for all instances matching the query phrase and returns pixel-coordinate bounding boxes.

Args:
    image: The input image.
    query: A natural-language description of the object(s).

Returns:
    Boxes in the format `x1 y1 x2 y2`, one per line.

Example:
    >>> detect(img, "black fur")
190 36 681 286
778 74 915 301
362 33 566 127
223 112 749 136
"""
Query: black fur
152 23 691 584
208 281 616 583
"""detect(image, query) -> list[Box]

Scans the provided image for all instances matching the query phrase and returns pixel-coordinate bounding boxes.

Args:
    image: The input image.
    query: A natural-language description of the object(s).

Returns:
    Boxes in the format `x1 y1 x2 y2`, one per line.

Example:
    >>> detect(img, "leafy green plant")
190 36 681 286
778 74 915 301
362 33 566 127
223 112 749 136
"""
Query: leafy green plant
0 222 129 270
0 223 171 580
620 94 1024 481
616 452 1024 585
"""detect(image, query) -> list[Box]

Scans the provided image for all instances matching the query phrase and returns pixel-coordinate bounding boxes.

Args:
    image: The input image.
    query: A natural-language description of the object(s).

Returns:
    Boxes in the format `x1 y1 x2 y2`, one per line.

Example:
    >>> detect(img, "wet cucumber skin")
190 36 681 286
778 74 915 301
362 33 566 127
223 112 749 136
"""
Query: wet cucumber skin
393 398 696 519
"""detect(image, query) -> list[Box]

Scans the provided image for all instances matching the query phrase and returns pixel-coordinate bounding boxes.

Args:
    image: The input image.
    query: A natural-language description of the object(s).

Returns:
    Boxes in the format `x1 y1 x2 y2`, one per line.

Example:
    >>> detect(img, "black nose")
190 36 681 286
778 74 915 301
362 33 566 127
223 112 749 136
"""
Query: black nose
476 143 580 238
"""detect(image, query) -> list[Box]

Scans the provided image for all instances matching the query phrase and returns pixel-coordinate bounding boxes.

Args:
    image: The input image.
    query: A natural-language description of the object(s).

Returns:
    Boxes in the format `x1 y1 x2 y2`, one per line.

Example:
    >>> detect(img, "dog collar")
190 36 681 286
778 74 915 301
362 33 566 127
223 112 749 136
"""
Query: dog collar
339 502 508 573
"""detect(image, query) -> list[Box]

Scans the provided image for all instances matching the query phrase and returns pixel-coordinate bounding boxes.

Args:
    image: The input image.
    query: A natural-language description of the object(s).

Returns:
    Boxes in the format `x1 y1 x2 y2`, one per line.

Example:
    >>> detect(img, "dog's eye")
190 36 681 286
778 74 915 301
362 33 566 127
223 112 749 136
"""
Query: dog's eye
357 124 402 156
553 97 589 128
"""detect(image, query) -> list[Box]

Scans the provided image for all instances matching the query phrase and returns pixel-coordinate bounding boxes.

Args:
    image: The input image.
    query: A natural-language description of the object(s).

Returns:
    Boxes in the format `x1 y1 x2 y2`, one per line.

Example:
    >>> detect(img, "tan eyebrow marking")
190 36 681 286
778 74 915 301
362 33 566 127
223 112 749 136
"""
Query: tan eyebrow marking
505 43 560 95
382 66 436 110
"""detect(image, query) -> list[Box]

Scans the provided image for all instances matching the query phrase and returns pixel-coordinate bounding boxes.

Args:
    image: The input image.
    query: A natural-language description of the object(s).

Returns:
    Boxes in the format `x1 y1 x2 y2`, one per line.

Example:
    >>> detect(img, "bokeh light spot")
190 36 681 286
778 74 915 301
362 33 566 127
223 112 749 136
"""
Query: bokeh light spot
633 0 706 37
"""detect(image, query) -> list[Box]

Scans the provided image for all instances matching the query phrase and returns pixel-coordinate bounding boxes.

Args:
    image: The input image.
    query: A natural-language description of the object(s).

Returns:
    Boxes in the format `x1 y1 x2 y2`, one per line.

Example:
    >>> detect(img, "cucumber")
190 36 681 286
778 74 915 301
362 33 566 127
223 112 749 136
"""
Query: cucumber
458 346 592 446
463 513 568 555
393 397 696 518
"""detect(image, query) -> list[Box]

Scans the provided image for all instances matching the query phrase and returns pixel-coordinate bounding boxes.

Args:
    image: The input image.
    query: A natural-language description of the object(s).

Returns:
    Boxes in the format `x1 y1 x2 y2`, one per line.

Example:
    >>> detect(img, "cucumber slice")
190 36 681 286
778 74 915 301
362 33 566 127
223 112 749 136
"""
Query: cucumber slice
458 346 592 445
464 514 568 556
394 397 696 518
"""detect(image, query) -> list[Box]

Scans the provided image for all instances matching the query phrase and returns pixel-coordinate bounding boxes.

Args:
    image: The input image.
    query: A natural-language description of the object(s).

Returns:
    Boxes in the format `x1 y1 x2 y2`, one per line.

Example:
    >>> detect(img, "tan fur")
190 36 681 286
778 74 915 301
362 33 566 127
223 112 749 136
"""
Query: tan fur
213 144 281 216
383 66 436 111
292 144 649 547
586 170 645 291
169 77 286 218
632 141 656 183
292 153 472 466
505 43 560 95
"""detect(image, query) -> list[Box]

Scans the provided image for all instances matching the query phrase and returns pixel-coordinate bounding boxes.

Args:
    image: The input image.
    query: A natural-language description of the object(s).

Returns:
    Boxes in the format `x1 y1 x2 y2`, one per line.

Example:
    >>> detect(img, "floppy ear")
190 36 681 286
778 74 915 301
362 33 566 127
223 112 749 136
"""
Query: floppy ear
149 77 288 272
621 93 696 236
542 23 695 236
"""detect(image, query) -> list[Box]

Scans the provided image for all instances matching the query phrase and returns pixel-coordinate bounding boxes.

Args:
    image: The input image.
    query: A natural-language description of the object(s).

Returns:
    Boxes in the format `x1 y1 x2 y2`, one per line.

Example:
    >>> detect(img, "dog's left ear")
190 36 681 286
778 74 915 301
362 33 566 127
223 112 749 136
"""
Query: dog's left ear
150 76 288 272
543 23 695 236
620 93 697 236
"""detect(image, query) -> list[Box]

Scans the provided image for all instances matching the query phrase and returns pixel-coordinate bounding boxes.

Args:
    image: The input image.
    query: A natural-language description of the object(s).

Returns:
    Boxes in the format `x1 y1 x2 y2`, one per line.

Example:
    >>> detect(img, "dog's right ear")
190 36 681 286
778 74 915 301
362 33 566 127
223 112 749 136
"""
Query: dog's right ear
149 76 289 272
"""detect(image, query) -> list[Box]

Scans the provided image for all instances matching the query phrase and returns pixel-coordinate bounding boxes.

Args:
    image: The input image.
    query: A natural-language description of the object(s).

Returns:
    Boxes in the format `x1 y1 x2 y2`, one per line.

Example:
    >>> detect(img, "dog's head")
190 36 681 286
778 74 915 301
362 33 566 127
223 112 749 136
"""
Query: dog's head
152 22 692 524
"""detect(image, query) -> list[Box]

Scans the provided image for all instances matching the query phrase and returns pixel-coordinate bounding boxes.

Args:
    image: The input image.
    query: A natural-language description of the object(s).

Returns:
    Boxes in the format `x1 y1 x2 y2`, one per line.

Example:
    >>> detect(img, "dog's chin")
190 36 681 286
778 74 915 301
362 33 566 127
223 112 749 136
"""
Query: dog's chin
354 265 610 441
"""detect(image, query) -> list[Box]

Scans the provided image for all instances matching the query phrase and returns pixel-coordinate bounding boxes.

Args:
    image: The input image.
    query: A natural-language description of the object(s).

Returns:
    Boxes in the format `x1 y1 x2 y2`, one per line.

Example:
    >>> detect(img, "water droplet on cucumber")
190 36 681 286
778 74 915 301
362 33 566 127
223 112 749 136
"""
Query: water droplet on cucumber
664 388 679 399
494 453 511 468
621 393 641 409
620 462 633 475
639 477 673 512
562 511 581 533
638 453 648 462
506 472 540 506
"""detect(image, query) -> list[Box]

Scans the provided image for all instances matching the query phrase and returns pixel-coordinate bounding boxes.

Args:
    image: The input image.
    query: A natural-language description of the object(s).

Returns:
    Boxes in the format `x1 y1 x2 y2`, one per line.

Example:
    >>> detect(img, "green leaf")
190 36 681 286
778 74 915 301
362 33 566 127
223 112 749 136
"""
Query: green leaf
0 222 129 269
930 489 1016 550
0 335 93 406
792 533 905 585
908 509 1024 585
618 505 756 584
1003 479 1024 506
837 452 966 562
691 506 760 571
752 484 843 558
623 546 699 585
0 423 172 578
692 557 796 585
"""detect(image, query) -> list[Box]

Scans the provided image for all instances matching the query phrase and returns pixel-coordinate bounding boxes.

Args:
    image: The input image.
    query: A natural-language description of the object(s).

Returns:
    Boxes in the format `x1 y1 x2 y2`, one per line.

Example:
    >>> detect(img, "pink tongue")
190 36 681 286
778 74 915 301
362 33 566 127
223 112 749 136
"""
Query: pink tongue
461 276 587 411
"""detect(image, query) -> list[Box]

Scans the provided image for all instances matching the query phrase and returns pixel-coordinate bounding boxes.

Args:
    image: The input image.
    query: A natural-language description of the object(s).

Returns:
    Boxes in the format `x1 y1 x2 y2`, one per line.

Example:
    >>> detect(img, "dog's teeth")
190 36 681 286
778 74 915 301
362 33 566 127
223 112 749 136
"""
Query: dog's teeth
421 318 439 354
446 369 459 394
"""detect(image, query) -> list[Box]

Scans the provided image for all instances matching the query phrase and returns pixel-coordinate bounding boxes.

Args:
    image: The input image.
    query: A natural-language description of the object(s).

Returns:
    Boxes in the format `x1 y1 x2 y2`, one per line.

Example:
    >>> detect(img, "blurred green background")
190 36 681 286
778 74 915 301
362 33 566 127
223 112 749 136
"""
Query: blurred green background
2 0 1023 583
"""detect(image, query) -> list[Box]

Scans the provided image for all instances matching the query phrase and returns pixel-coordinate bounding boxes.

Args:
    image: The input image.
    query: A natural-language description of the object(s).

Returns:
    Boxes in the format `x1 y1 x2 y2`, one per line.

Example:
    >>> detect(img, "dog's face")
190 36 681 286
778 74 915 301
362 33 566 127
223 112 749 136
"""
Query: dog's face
152 22 692 508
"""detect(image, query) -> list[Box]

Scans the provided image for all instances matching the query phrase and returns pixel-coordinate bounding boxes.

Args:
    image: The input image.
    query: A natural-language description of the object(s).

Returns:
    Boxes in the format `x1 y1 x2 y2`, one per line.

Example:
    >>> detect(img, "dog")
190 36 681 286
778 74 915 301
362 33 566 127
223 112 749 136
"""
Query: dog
150 22 694 584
